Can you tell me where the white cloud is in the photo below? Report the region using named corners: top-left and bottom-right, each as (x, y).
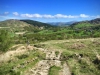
top-left (4, 12), bottom-right (9, 15)
top-left (2, 12), bottom-right (99, 19)
top-left (0, 12), bottom-right (9, 16)
top-left (67, 15), bottom-right (78, 18)
top-left (20, 14), bottom-right (42, 18)
top-left (53, 14), bottom-right (78, 18)
top-left (43, 15), bottom-right (54, 18)
top-left (20, 13), bottom-right (79, 18)
top-left (54, 14), bottom-right (66, 18)
top-left (80, 14), bottom-right (89, 18)
top-left (13, 12), bottom-right (19, 16)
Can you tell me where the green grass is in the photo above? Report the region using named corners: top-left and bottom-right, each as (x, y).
top-left (41, 38), bottom-right (100, 75)
top-left (0, 49), bottom-right (46, 75)
top-left (48, 66), bottom-right (61, 75)
top-left (53, 38), bottom-right (100, 75)
top-left (55, 51), bottom-right (59, 56)
top-left (74, 22), bottom-right (93, 28)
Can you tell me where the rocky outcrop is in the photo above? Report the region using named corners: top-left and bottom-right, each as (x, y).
top-left (25, 47), bottom-right (71, 75)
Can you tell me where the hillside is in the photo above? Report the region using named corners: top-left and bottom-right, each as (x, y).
top-left (0, 38), bottom-right (100, 75)
top-left (0, 18), bottom-right (100, 75)
top-left (0, 19), bottom-right (30, 27)
top-left (71, 18), bottom-right (100, 29)
top-left (0, 19), bottom-right (37, 32)
top-left (20, 20), bottom-right (55, 28)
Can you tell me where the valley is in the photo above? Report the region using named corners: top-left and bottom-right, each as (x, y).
top-left (0, 18), bottom-right (100, 75)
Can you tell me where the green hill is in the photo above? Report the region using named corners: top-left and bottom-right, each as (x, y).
top-left (71, 18), bottom-right (100, 29)
top-left (20, 19), bottom-right (55, 28)
top-left (0, 19), bottom-right (36, 32)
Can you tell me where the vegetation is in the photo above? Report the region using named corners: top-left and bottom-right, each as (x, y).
top-left (48, 66), bottom-right (61, 75)
top-left (0, 30), bottom-right (13, 52)
top-left (0, 18), bottom-right (100, 75)
top-left (0, 49), bottom-right (46, 75)
top-left (55, 39), bottom-right (100, 75)
top-left (20, 19), bottom-right (55, 28)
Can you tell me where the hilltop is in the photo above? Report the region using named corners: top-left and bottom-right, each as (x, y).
top-left (0, 19), bottom-right (55, 33)
top-left (0, 19), bottom-right (35, 32)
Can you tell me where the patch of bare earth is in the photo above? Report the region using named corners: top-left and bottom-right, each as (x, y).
top-left (25, 47), bottom-right (71, 75)
top-left (0, 45), bottom-right (34, 63)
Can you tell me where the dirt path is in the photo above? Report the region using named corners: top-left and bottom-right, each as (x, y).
top-left (63, 63), bottom-right (71, 75)
top-left (25, 47), bottom-right (71, 75)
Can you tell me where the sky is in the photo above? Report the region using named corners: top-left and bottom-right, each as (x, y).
top-left (0, 0), bottom-right (100, 22)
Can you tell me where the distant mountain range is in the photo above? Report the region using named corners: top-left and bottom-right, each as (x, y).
top-left (47, 21), bottom-right (77, 26)
top-left (0, 18), bottom-right (100, 31)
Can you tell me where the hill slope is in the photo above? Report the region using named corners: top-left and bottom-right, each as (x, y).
top-left (71, 18), bottom-right (100, 29)
top-left (20, 20), bottom-right (55, 28)
top-left (0, 19), bottom-right (35, 31)
top-left (0, 38), bottom-right (100, 75)
top-left (0, 19), bottom-right (31, 27)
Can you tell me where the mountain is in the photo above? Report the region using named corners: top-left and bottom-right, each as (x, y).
top-left (48, 21), bottom-right (77, 26)
top-left (89, 18), bottom-right (100, 24)
top-left (20, 19), bottom-right (55, 28)
top-left (0, 19), bottom-right (37, 32)
top-left (70, 18), bottom-right (100, 29)
top-left (0, 19), bottom-right (30, 27)
top-left (0, 19), bottom-right (56, 32)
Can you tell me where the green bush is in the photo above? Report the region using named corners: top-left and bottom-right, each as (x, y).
top-left (0, 30), bottom-right (13, 52)
top-left (16, 54), bottom-right (29, 59)
top-left (48, 66), bottom-right (61, 75)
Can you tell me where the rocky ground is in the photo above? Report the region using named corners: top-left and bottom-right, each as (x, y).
top-left (25, 46), bottom-right (71, 75)
top-left (1, 38), bottom-right (100, 75)
top-left (0, 44), bottom-right (71, 75)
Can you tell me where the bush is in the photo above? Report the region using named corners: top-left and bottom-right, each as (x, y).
top-left (16, 54), bottom-right (29, 59)
top-left (0, 30), bottom-right (13, 52)
top-left (48, 66), bottom-right (61, 75)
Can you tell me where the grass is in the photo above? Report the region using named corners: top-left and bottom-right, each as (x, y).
top-left (74, 22), bottom-right (93, 28)
top-left (0, 49), bottom-right (46, 75)
top-left (0, 38), bottom-right (100, 75)
top-left (55, 38), bottom-right (100, 75)
top-left (48, 66), bottom-right (61, 75)
top-left (40, 38), bottom-right (100, 75)
top-left (55, 51), bottom-right (59, 57)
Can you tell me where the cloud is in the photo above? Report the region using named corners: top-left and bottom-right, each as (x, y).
top-left (54, 14), bottom-right (66, 18)
top-left (20, 14), bottom-right (42, 18)
top-left (43, 15), bottom-right (54, 18)
top-left (13, 12), bottom-right (19, 16)
top-left (80, 14), bottom-right (89, 18)
top-left (20, 13), bottom-right (79, 18)
top-left (0, 12), bottom-right (9, 16)
top-left (1, 12), bottom-right (99, 19)
top-left (4, 12), bottom-right (9, 15)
